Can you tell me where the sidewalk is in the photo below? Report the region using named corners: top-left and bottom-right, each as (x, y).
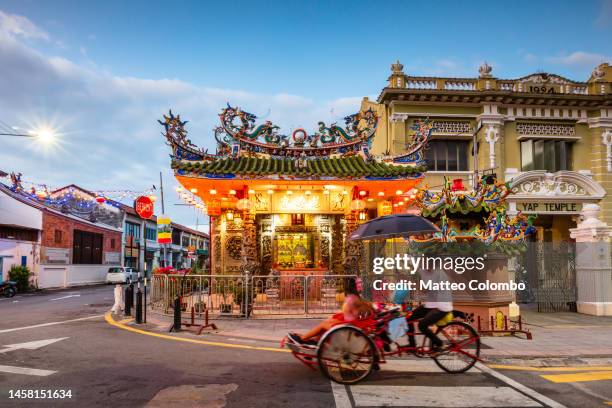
top-left (138, 308), bottom-right (612, 360)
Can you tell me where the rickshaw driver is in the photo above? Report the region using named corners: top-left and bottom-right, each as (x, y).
top-left (406, 267), bottom-right (453, 352)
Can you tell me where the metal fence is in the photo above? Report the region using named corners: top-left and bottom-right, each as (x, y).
top-left (515, 241), bottom-right (577, 312)
top-left (150, 274), bottom-right (358, 317)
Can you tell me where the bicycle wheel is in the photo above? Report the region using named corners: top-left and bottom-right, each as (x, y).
top-left (317, 325), bottom-right (377, 384)
top-left (431, 321), bottom-right (480, 373)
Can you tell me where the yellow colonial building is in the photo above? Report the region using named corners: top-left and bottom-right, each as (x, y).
top-left (365, 61), bottom-right (612, 242)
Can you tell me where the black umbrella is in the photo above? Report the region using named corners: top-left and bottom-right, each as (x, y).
top-left (348, 214), bottom-right (440, 241)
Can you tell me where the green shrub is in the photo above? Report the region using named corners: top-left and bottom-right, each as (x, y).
top-left (8, 265), bottom-right (30, 292)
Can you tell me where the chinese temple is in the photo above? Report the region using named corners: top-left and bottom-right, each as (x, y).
top-left (161, 105), bottom-right (431, 277)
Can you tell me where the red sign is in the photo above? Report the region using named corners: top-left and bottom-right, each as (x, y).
top-left (134, 196), bottom-right (154, 219)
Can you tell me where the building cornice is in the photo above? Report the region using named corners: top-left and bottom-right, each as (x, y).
top-left (379, 88), bottom-right (611, 107)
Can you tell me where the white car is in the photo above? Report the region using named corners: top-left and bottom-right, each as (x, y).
top-left (106, 267), bottom-right (133, 284)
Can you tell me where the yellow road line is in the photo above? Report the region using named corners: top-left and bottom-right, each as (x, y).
top-left (489, 364), bottom-right (612, 372)
top-left (603, 401), bottom-right (612, 406)
top-left (104, 312), bottom-right (290, 354)
top-left (541, 371), bottom-right (612, 383)
top-left (118, 318), bottom-right (134, 324)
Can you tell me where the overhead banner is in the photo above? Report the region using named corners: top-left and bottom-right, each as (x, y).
top-left (157, 215), bottom-right (171, 244)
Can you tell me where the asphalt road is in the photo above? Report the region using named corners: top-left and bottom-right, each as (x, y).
top-left (0, 285), bottom-right (610, 407)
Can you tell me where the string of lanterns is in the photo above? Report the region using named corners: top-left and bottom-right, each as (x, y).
top-left (1, 173), bottom-right (156, 209)
top-left (176, 186), bottom-right (207, 214)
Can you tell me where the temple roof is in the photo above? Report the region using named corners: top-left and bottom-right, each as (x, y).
top-left (172, 155), bottom-right (426, 179)
top-left (161, 105), bottom-right (432, 183)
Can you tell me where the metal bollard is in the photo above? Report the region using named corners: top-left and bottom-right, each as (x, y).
top-left (143, 278), bottom-right (147, 323)
top-left (135, 271), bottom-right (143, 324)
top-left (135, 289), bottom-right (143, 324)
top-left (124, 284), bottom-right (132, 316)
top-left (171, 297), bottom-right (181, 332)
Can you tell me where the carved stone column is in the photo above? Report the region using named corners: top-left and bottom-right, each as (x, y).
top-left (240, 212), bottom-right (259, 275)
top-left (484, 125), bottom-right (500, 169)
top-left (343, 211), bottom-right (363, 275)
top-left (331, 216), bottom-right (344, 275)
top-left (601, 129), bottom-right (612, 172)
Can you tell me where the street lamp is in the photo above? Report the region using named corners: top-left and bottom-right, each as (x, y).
top-left (0, 127), bottom-right (57, 144)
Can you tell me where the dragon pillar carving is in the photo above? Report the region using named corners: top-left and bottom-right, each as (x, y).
top-left (240, 212), bottom-right (260, 275)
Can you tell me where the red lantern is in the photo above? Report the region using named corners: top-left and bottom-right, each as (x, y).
top-left (95, 196), bottom-right (106, 204)
top-left (451, 179), bottom-right (466, 192)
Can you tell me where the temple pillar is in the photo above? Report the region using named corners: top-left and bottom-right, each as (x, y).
top-left (331, 215), bottom-right (344, 275)
top-left (570, 204), bottom-right (612, 315)
top-left (343, 211), bottom-right (363, 275)
top-left (240, 211), bottom-right (259, 275)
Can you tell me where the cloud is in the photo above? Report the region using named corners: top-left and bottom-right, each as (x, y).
top-left (548, 51), bottom-right (610, 69)
top-left (0, 10), bottom-right (48, 41)
top-left (0, 11), bottom-right (363, 226)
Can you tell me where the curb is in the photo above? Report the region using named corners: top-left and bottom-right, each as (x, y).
top-left (104, 312), bottom-right (290, 353)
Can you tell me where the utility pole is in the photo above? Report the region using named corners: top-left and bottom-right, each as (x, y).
top-left (159, 171), bottom-right (167, 267)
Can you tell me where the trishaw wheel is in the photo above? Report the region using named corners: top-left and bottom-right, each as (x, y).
top-left (317, 325), bottom-right (376, 384)
top-left (431, 321), bottom-right (480, 374)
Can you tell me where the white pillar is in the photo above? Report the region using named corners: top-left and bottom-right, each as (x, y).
top-left (569, 204), bottom-right (612, 316)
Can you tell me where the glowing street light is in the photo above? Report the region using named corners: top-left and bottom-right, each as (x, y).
top-left (1, 126), bottom-right (57, 144)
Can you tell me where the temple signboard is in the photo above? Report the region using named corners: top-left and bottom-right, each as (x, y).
top-left (250, 192), bottom-right (348, 214)
top-left (518, 202), bottom-right (582, 214)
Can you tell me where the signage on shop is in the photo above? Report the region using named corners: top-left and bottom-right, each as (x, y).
top-left (518, 202), bottom-right (582, 213)
top-left (134, 196), bottom-right (154, 219)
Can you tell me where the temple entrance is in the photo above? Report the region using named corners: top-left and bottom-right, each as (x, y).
top-left (256, 213), bottom-right (343, 274)
top-left (275, 231), bottom-right (315, 269)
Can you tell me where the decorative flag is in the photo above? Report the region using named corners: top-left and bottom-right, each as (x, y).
top-left (157, 215), bottom-right (172, 244)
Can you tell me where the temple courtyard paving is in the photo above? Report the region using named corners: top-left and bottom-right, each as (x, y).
top-left (0, 285), bottom-right (611, 407)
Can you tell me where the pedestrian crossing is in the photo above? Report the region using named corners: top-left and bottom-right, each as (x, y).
top-left (331, 359), bottom-right (562, 408)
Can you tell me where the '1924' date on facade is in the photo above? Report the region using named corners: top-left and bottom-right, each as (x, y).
top-left (528, 85), bottom-right (557, 94)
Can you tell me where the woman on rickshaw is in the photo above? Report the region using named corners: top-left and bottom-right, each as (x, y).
top-left (286, 278), bottom-right (373, 345)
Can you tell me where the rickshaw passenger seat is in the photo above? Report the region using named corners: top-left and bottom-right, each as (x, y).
top-left (435, 312), bottom-right (454, 326)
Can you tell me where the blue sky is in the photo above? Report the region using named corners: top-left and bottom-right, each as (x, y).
top-left (0, 0), bottom-right (610, 227)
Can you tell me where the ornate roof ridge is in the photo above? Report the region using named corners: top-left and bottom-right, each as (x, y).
top-left (160, 105), bottom-right (432, 168)
top-left (396, 72), bottom-right (589, 85)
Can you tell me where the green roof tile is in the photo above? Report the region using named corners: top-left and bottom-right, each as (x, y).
top-left (173, 156), bottom-right (426, 179)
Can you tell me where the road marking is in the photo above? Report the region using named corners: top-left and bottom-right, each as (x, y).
top-left (330, 382), bottom-right (352, 408)
top-left (227, 337), bottom-right (258, 344)
top-left (349, 385), bottom-right (542, 407)
top-left (118, 317), bottom-right (134, 324)
top-left (489, 364), bottom-right (612, 372)
top-left (541, 371), bottom-right (612, 383)
top-left (0, 337), bottom-right (68, 353)
top-left (477, 363), bottom-right (567, 408)
top-left (50, 294), bottom-right (81, 301)
top-left (0, 364), bottom-right (56, 376)
top-left (0, 314), bottom-right (103, 334)
top-left (385, 358), bottom-right (481, 373)
top-left (105, 312), bottom-right (290, 353)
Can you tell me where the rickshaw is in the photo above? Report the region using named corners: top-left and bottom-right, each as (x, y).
top-left (285, 303), bottom-right (481, 384)
top-left (284, 214), bottom-right (482, 384)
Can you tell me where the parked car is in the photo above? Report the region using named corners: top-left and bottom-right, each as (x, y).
top-left (105, 267), bottom-right (134, 284)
